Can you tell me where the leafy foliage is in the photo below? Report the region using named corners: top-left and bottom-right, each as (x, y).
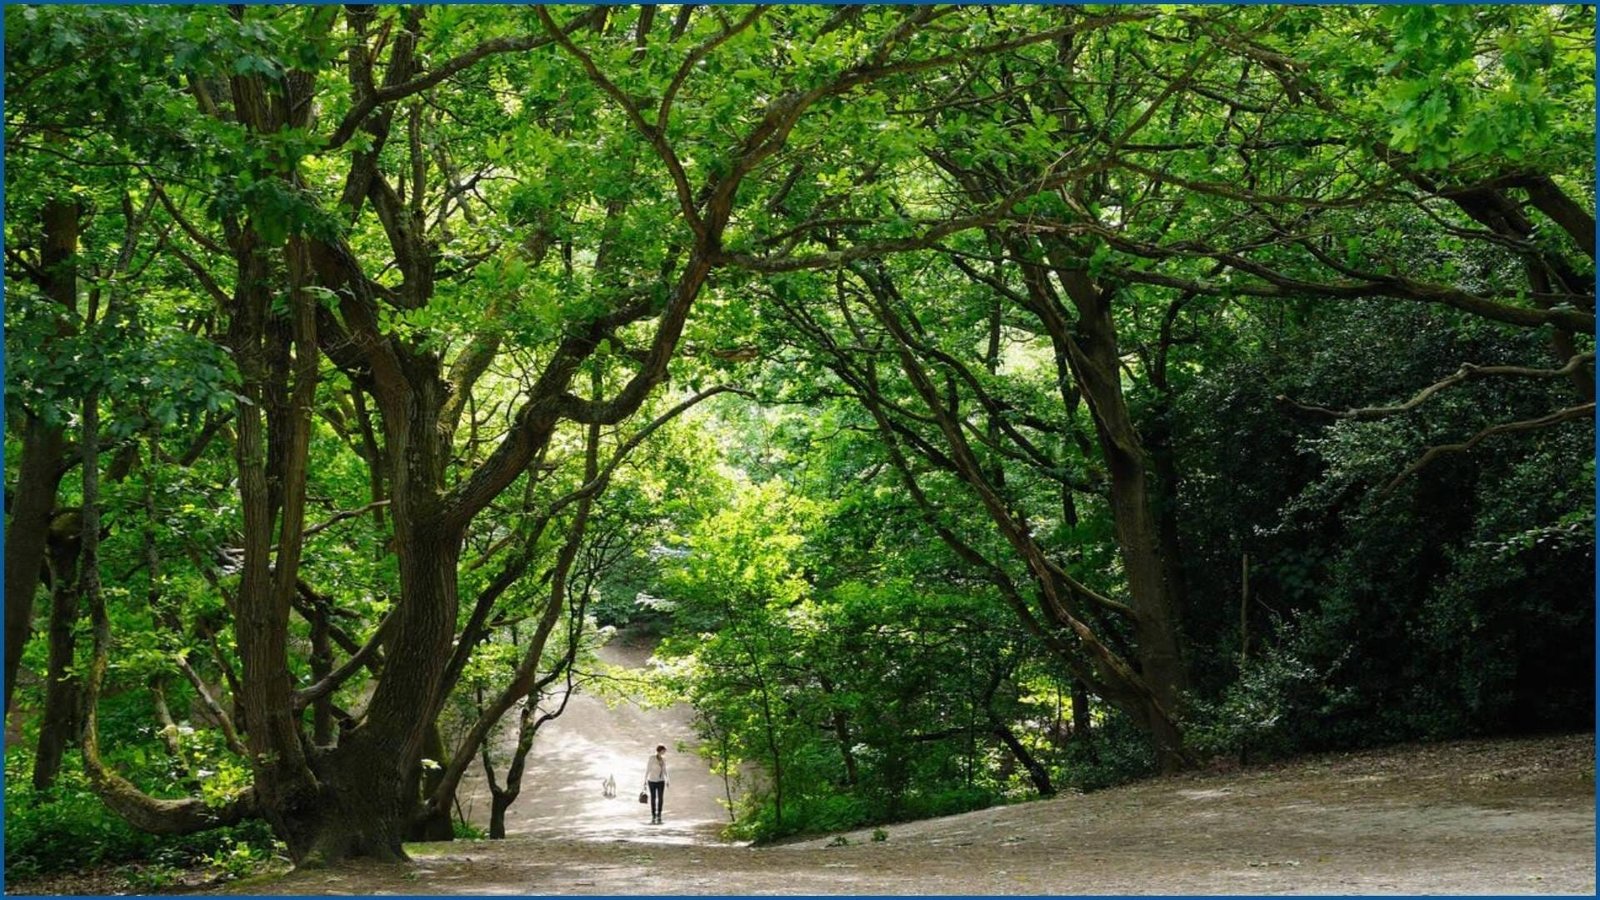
top-left (4, 749), bottom-right (278, 881)
top-left (2, 2), bottom-right (1590, 866)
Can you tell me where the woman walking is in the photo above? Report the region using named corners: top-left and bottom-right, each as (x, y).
top-left (644, 744), bottom-right (669, 824)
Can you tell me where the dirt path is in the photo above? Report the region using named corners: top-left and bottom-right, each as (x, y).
top-left (232, 732), bottom-right (1594, 895)
top-left (454, 628), bottom-right (734, 845)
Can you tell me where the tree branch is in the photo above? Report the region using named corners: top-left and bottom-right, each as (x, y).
top-left (293, 610), bottom-right (398, 711)
top-left (324, 9), bottom-right (603, 151)
top-left (1384, 403), bottom-right (1596, 493)
top-left (537, 6), bottom-right (705, 239)
top-left (1286, 353), bottom-right (1597, 420)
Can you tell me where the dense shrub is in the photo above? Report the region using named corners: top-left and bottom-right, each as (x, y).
top-left (1056, 715), bottom-right (1158, 792)
top-left (731, 785), bottom-right (1004, 844)
top-left (1172, 301), bottom-right (1595, 757)
top-left (4, 748), bottom-right (278, 880)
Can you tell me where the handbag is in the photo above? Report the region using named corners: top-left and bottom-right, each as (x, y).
top-left (638, 789), bottom-right (649, 804)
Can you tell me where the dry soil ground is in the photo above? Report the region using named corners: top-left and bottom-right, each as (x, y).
top-left (7, 631), bottom-right (1592, 895)
top-left (218, 731), bottom-right (1593, 896)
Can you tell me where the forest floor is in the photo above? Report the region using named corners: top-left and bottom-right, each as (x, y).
top-left (204, 731), bottom-right (1593, 896)
top-left (6, 628), bottom-right (1594, 895)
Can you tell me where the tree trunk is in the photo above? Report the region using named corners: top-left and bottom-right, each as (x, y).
top-left (226, 225), bottom-right (323, 858)
top-left (486, 705), bottom-right (538, 840)
top-left (294, 732), bottom-right (413, 864)
top-left (405, 724), bottom-right (454, 842)
top-left (488, 793), bottom-right (513, 840)
top-left (5, 197), bottom-right (79, 720)
top-left (1042, 259), bottom-right (1192, 772)
top-left (309, 600), bottom-right (333, 747)
top-left (817, 674), bottom-right (860, 787)
top-left (991, 719), bottom-right (1055, 797)
top-left (1144, 404), bottom-right (1192, 628)
top-left (6, 420), bottom-right (67, 722)
top-left (1071, 680), bottom-right (1093, 743)
top-left (855, 256), bottom-right (1192, 772)
top-left (309, 522), bottom-right (462, 862)
top-left (33, 522), bottom-right (82, 789)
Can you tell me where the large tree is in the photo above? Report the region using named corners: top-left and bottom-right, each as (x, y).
top-left (6, 4), bottom-right (1102, 865)
top-left (728, 5), bottom-right (1592, 769)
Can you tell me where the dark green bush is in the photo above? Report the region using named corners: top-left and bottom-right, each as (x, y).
top-left (733, 790), bottom-right (871, 842)
top-left (452, 818), bottom-right (486, 840)
top-left (1057, 716), bottom-right (1157, 792)
top-left (901, 785), bottom-right (995, 820)
top-left (734, 783), bottom-right (1006, 844)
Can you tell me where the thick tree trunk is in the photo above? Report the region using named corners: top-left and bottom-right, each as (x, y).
top-left (6, 420), bottom-right (67, 720)
top-left (297, 521), bottom-right (462, 863)
top-left (858, 255), bottom-right (1193, 771)
top-left (227, 228), bottom-right (323, 857)
top-left (1044, 262), bottom-right (1192, 772)
top-left (5, 198), bottom-right (79, 720)
top-left (294, 731), bottom-right (412, 864)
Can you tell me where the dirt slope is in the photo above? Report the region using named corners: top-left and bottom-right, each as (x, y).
top-left (232, 732), bottom-right (1595, 896)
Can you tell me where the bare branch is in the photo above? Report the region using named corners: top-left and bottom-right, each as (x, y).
top-left (302, 500), bottom-right (393, 540)
top-left (1286, 353), bottom-right (1597, 420)
top-left (1384, 403), bottom-right (1596, 493)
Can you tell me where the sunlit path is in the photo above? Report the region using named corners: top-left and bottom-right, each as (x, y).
top-left (458, 629), bottom-right (737, 847)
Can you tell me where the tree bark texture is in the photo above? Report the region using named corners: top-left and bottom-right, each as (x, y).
top-left (1034, 246), bottom-right (1194, 771)
top-left (5, 198), bottom-right (78, 720)
top-left (32, 521), bottom-right (82, 789)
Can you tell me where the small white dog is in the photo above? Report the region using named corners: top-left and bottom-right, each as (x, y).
top-left (601, 774), bottom-right (617, 798)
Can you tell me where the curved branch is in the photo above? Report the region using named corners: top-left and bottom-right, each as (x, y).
top-left (657, 6), bottom-right (768, 134)
top-left (427, 404), bottom-right (602, 817)
top-left (324, 9), bottom-right (602, 151)
top-left (293, 610), bottom-right (398, 711)
top-left (719, 160), bottom-right (1113, 274)
top-left (1383, 403), bottom-right (1596, 493)
top-left (1099, 247), bottom-right (1595, 334)
top-left (302, 500), bottom-right (393, 540)
top-left (174, 655), bottom-right (247, 757)
top-left (536, 6), bottom-right (704, 239)
top-left (1524, 175), bottom-right (1596, 260)
top-left (82, 391), bottom-right (258, 834)
top-left (1286, 353), bottom-right (1596, 420)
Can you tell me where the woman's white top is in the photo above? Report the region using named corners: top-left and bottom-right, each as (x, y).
top-left (645, 753), bottom-right (668, 783)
